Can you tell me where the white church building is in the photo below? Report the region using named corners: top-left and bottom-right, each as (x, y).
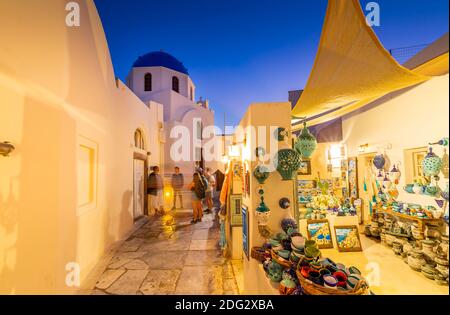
top-left (126, 51), bottom-right (216, 177)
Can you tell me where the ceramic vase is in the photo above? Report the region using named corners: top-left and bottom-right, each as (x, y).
top-left (422, 147), bottom-right (443, 177)
top-left (294, 121), bottom-right (317, 158)
top-left (274, 148), bottom-right (301, 180)
top-left (253, 164), bottom-right (270, 184)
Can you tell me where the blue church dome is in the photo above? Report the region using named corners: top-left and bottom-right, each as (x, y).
top-left (132, 51), bottom-right (189, 75)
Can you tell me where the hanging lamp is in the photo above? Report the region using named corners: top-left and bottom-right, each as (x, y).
top-left (294, 121), bottom-right (317, 159)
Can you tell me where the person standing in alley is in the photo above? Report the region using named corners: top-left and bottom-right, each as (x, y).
top-left (147, 166), bottom-right (164, 215)
top-left (188, 171), bottom-right (207, 223)
top-left (171, 166), bottom-right (184, 210)
top-left (204, 167), bottom-right (216, 214)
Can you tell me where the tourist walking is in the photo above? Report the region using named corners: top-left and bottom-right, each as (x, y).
top-left (204, 167), bottom-right (216, 214)
top-left (188, 171), bottom-right (207, 223)
top-left (171, 166), bottom-right (184, 210)
top-left (147, 166), bottom-right (164, 215)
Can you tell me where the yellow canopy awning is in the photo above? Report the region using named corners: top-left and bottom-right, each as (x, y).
top-left (302, 52), bottom-right (449, 127)
top-left (291, 0), bottom-right (431, 120)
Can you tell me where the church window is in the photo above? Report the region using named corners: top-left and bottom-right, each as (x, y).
top-left (172, 76), bottom-right (179, 93)
top-left (144, 73), bottom-right (152, 91)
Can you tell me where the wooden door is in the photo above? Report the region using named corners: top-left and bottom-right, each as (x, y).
top-left (133, 159), bottom-right (145, 220)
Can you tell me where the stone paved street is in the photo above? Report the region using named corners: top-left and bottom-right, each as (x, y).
top-left (91, 209), bottom-right (241, 295)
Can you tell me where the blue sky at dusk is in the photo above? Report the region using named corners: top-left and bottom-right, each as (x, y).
top-left (94, 0), bottom-right (449, 127)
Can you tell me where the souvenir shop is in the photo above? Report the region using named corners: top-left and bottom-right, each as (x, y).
top-left (218, 0), bottom-right (449, 295)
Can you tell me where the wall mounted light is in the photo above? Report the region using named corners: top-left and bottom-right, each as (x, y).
top-left (0, 141), bottom-right (15, 157)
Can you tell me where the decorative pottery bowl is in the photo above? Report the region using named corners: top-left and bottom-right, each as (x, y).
top-left (304, 246), bottom-right (320, 259)
top-left (317, 258), bottom-right (332, 268)
top-left (275, 232), bottom-right (289, 241)
top-left (269, 239), bottom-right (281, 247)
top-left (348, 266), bottom-right (361, 275)
top-left (268, 272), bottom-right (283, 283)
top-left (346, 275), bottom-right (360, 290)
top-left (319, 268), bottom-right (331, 278)
top-left (305, 240), bottom-right (317, 249)
top-left (289, 253), bottom-right (300, 264)
top-left (404, 184), bottom-right (414, 194)
top-left (421, 264), bottom-right (438, 280)
top-left (425, 185), bottom-right (439, 196)
top-left (323, 275), bottom-right (338, 289)
top-left (408, 250), bottom-right (426, 271)
top-left (281, 239), bottom-right (292, 251)
top-left (272, 245), bottom-right (284, 253)
top-left (279, 279), bottom-right (297, 295)
top-left (336, 263), bottom-right (347, 272)
top-left (333, 271), bottom-right (348, 288)
top-left (300, 266), bottom-right (311, 278)
top-left (434, 273), bottom-right (448, 286)
top-left (308, 270), bottom-right (322, 285)
top-left (392, 242), bottom-right (403, 255)
top-left (278, 250), bottom-right (291, 260)
top-left (291, 236), bottom-right (306, 250)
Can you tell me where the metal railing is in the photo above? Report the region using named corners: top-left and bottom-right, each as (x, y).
top-left (388, 43), bottom-right (429, 65)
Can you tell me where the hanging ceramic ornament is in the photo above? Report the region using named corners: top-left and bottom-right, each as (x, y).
top-left (422, 147), bottom-right (443, 178)
top-left (389, 164), bottom-right (401, 184)
top-left (294, 121), bottom-right (317, 158)
top-left (274, 149), bottom-right (301, 180)
top-left (256, 196), bottom-right (271, 226)
top-left (376, 170), bottom-right (384, 184)
top-left (253, 164), bottom-right (270, 184)
top-left (435, 199), bottom-right (445, 209)
top-left (383, 175), bottom-right (391, 189)
top-left (373, 154), bottom-right (386, 170)
top-left (255, 187), bottom-right (270, 225)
